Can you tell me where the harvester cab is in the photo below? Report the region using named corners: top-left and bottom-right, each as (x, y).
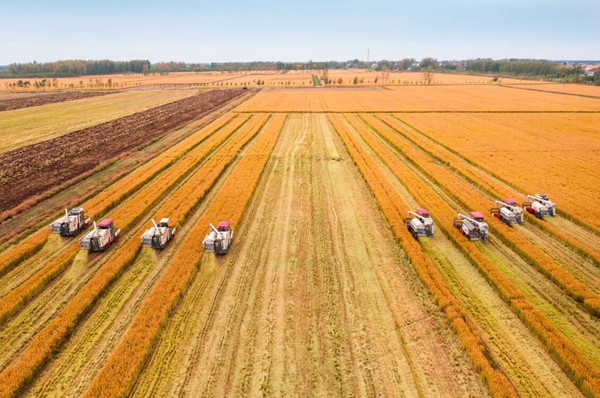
top-left (490, 199), bottom-right (523, 225)
top-left (453, 212), bottom-right (489, 241)
top-left (140, 218), bottom-right (176, 250)
top-left (80, 219), bottom-right (120, 251)
top-left (202, 221), bottom-right (234, 255)
top-left (523, 194), bottom-right (556, 219)
top-left (403, 208), bottom-right (435, 239)
top-left (49, 207), bottom-right (90, 236)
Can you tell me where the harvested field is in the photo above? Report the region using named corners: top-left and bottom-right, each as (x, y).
top-left (0, 90), bottom-right (196, 153)
top-left (504, 84), bottom-right (600, 99)
top-left (0, 91), bottom-right (116, 112)
top-left (0, 89), bottom-right (247, 214)
top-left (235, 85), bottom-right (600, 112)
top-left (0, 85), bottom-right (599, 398)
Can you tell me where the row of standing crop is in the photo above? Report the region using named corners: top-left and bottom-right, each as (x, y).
top-left (346, 114), bottom-right (600, 398)
top-left (360, 114), bottom-right (600, 317)
top-left (82, 114), bottom-right (287, 398)
top-left (0, 113), bottom-right (267, 398)
top-left (328, 114), bottom-right (518, 398)
top-left (377, 113), bottom-right (600, 266)
top-left (0, 114), bottom-right (250, 332)
top-left (0, 113), bottom-right (238, 276)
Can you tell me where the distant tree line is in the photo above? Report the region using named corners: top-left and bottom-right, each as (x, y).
top-left (1, 58), bottom-right (597, 84)
top-left (1, 60), bottom-right (151, 78)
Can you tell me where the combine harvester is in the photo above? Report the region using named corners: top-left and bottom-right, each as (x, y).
top-left (453, 212), bottom-right (489, 241)
top-left (80, 219), bottom-right (120, 251)
top-left (202, 221), bottom-right (234, 255)
top-left (404, 209), bottom-right (435, 239)
top-left (49, 207), bottom-right (90, 236)
top-left (140, 218), bottom-right (176, 249)
top-left (523, 194), bottom-right (556, 219)
top-left (490, 199), bottom-right (524, 225)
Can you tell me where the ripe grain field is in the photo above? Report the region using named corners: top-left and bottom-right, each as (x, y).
top-left (0, 85), bottom-right (599, 398)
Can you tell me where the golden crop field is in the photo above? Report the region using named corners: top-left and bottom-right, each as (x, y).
top-left (0, 83), bottom-right (599, 398)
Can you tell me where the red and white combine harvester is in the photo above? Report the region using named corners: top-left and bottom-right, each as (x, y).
top-left (79, 219), bottom-right (120, 251)
top-left (140, 218), bottom-right (176, 249)
top-left (453, 212), bottom-right (489, 241)
top-left (404, 209), bottom-right (435, 239)
top-left (202, 221), bottom-right (234, 254)
top-left (49, 208), bottom-right (90, 236)
top-left (490, 199), bottom-right (524, 225)
top-left (523, 194), bottom-right (556, 219)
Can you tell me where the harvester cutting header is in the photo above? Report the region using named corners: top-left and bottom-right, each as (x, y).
top-left (140, 218), bottom-right (176, 249)
top-left (404, 209), bottom-right (435, 239)
top-left (454, 212), bottom-right (489, 241)
top-left (491, 199), bottom-right (524, 225)
top-left (80, 219), bottom-right (120, 251)
top-left (49, 208), bottom-right (90, 236)
top-left (203, 221), bottom-right (234, 254)
top-left (523, 194), bottom-right (556, 218)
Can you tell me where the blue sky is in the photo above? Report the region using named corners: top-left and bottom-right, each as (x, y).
top-left (1, 0), bottom-right (598, 64)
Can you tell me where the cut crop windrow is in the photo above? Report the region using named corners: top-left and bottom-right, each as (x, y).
top-left (0, 114), bottom-right (250, 330)
top-left (345, 113), bottom-right (600, 398)
top-left (328, 114), bottom-right (518, 398)
top-left (0, 113), bottom-right (270, 398)
top-left (83, 114), bottom-right (286, 398)
top-left (360, 114), bottom-right (600, 317)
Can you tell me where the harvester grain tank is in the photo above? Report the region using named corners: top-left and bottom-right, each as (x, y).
top-left (453, 212), bottom-right (489, 241)
top-left (49, 207), bottom-right (90, 236)
top-left (523, 194), bottom-right (556, 218)
top-left (202, 221), bottom-right (234, 254)
top-left (403, 208), bottom-right (435, 238)
top-left (80, 219), bottom-right (120, 251)
top-left (490, 199), bottom-right (523, 225)
top-left (140, 218), bottom-right (176, 249)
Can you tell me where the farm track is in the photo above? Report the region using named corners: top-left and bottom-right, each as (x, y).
top-left (0, 89), bottom-right (246, 213)
top-left (340, 113), bottom-right (597, 396)
top-left (339, 114), bottom-right (583, 397)
top-left (0, 91), bottom-right (117, 112)
top-left (132, 114), bottom-right (488, 398)
top-left (26, 115), bottom-right (263, 397)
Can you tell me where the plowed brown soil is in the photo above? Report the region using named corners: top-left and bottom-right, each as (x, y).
top-left (0, 89), bottom-right (247, 213)
top-left (0, 91), bottom-right (116, 112)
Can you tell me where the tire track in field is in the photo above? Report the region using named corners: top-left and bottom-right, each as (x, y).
top-left (346, 114), bottom-right (586, 396)
top-left (27, 120), bottom-right (257, 397)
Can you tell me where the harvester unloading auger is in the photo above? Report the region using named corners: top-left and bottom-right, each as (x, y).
top-left (453, 212), bottom-right (489, 241)
top-left (202, 221), bottom-right (234, 254)
top-left (523, 194), bottom-right (556, 218)
top-left (79, 219), bottom-right (120, 251)
top-left (49, 207), bottom-right (90, 236)
top-left (140, 218), bottom-right (176, 249)
top-left (403, 208), bottom-right (435, 239)
top-left (490, 199), bottom-right (524, 225)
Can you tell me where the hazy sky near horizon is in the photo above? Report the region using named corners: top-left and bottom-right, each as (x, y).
top-left (1, 0), bottom-right (599, 64)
